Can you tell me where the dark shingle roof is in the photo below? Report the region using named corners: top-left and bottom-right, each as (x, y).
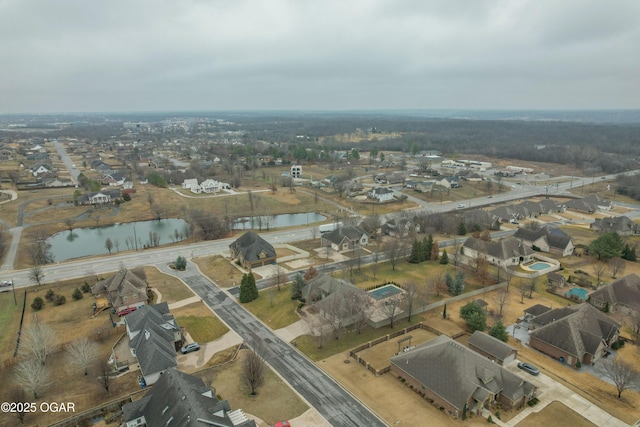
top-left (321, 225), bottom-right (367, 246)
top-left (229, 231), bottom-right (276, 263)
top-left (524, 304), bottom-right (552, 317)
top-left (390, 336), bottom-right (533, 412)
top-left (122, 368), bottom-right (256, 427)
top-left (529, 304), bottom-right (619, 360)
top-left (468, 331), bottom-right (516, 362)
top-left (463, 237), bottom-right (534, 260)
top-left (589, 274), bottom-right (640, 312)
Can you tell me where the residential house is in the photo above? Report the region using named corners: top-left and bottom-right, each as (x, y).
top-left (122, 368), bottom-right (256, 427)
top-left (435, 176), bottom-right (460, 189)
top-left (414, 180), bottom-right (435, 193)
top-left (564, 198), bottom-right (596, 214)
top-left (91, 268), bottom-right (149, 314)
top-left (321, 225), bottom-right (369, 253)
top-left (523, 304), bottom-right (552, 322)
top-left (591, 216), bottom-right (638, 236)
top-left (228, 231), bottom-right (277, 269)
top-left (200, 179), bottom-right (226, 193)
top-left (583, 194), bottom-right (612, 211)
top-left (390, 335), bottom-right (536, 419)
top-left (383, 217), bottom-right (420, 238)
top-left (462, 209), bottom-right (502, 231)
top-left (467, 331), bottom-right (518, 365)
top-left (589, 274), bottom-right (640, 315)
top-left (77, 189), bottom-right (121, 205)
top-left (102, 172), bottom-right (126, 186)
top-left (29, 163), bottom-right (53, 177)
top-left (490, 205), bottom-right (529, 223)
top-left (513, 226), bottom-right (575, 256)
top-left (528, 303), bottom-right (619, 366)
top-left (123, 303), bottom-right (182, 385)
top-left (182, 178), bottom-right (199, 191)
top-left (368, 187), bottom-right (395, 202)
top-left (462, 237), bottom-right (535, 267)
top-left (547, 272), bottom-right (567, 288)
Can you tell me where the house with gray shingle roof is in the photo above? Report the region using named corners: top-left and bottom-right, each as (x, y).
top-left (122, 303), bottom-right (183, 385)
top-left (123, 368), bottom-right (256, 427)
top-left (229, 231), bottom-right (277, 270)
top-left (589, 274), bottom-right (640, 314)
top-left (468, 331), bottom-right (518, 365)
top-left (528, 303), bottom-right (619, 366)
top-left (463, 237), bottom-right (534, 268)
top-left (91, 268), bottom-right (149, 313)
top-left (591, 216), bottom-right (638, 236)
top-left (514, 226), bottom-right (574, 256)
top-left (390, 335), bottom-right (536, 419)
top-left (321, 225), bottom-right (368, 253)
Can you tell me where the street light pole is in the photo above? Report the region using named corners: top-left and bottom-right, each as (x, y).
top-left (12, 278), bottom-right (16, 305)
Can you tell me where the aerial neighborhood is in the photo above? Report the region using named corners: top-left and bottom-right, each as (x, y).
top-left (1, 112), bottom-right (640, 427)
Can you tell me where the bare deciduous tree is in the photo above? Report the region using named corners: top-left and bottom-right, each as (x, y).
top-left (63, 217), bottom-right (75, 233)
top-left (98, 361), bottom-right (112, 394)
top-left (504, 267), bottom-right (515, 292)
top-left (243, 349), bottom-right (264, 396)
top-left (528, 275), bottom-right (538, 299)
top-left (13, 357), bottom-right (52, 399)
top-left (494, 288), bottom-right (510, 318)
top-left (66, 337), bottom-right (98, 375)
top-left (29, 265), bottom-right (44, 287)
top-left (592, 261), bottom-right (607, 284)
top-left (518, 282), bottom-right (528, 303)
top-left (608, 258), bottom-right (626, 279)
top-left (20, 319), bottom-right (57, 366)
top-left (383, 294), bottom-right (404, 329)
top-left (403, 281), bottom-right (424, 323)
top-left (384, 239), bottom-right (402, 271)
top-left (104, 238), bottom-right (113, 254)
top-left (598, 358), bottom-right (639, 399)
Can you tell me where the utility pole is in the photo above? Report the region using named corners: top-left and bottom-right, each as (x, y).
top-left (12, 278), bottom-right (16, 305)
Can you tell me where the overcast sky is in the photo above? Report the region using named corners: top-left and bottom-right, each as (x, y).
top-left (1, 0), bottom-right (638, 113)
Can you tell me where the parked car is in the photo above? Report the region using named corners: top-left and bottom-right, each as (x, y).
top-left (272, 422), bottom-right (290, 427)
top-left (181, 342), bottom-right (201, 354)
top-left (117, 307), bottom-right (137, 316)
top-left (0, 280), bottom-right (12, 287)
top-left (517, 362), bottom-right (540, 376)
top-left (457, 203), bottom-right (466, 209)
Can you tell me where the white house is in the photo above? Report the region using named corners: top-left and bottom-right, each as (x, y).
top-left (182, 178), bottom-right (199, 190)
top-left (368, 187), bottom-right (395, 202)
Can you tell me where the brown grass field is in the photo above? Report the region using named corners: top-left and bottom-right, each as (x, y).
top-left (515, 401), bottom-right (595, 427)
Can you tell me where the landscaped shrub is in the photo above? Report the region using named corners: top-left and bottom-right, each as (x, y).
top-left (31, 296), bottom-right (44, 311)
top-left (528, 397), bottom-right (539, 406)
top-left (45, 289), bottom-right (56, 302)
top-left (72, 288), bottom-right (83, 300)
top-left (122, 193), bottom-right (131, 202)
top-left (175, 256), bottom-right (187, 271)
top-left (575, 360), bottom-right (582, 369)
top-left (81, 282), bottom-right (91, 293)
top-left (54, 295), bottom-right (66, 306)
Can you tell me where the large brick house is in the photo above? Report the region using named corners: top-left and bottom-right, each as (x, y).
top-left (390, 335), bottom-right (536, 419)
top-left (588, 274), bottom-right (640, 314)
top-left (91, 268), bottom-right (149, 314)
top-left (513, 226), bottom-right (575, 256)
top-left (528, 303), bottom-right (619, 366)
top-left (462, 236), bottom-right (534, 267)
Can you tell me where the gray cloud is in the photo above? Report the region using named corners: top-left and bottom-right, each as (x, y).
top-left (0, 0), bottom-right (638, 112)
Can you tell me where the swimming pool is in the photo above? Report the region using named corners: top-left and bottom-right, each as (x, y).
top-left (368, 284), bottom-right (403, 301)
top-left (566, 287), bottom-right (588, 300)
top-left (528, 262), bottom-right (552, 271)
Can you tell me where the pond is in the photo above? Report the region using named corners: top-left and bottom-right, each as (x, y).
top-left (233, 212), bottom-right (327, 230)
top-left (47, 218), bottom-right (190, 262)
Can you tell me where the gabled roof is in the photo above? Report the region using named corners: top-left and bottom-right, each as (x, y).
top-left (583, 194), bottom-right (611, 207)
top-left (514, 226), bottom-right (573, 251)
top-left (229, 231), bottom-right (276, 263)
top-left (91, 268), bottom-right (148, 307)
top-left (524, 303), bottom-right (552, 317)
top-left (125, 302), bottom-right (171, 334)
top-left (322, 225), bottom-right (368, 246)
top-left (529, 304), bottom-right (620, 360)
top-left (468, 331), bottom-right (516, 362)
top-left (390, 336), bottom-right (534, 411)
top-left (592, 216), bottom-right (638, 234)
top-left (302, 274), bottom-right (354, 301)
top-left (122, 368), bottom-right (256, 427)
top-left (589, 274), bottom-right (640, 312)
top-left (463, 237), bottom-right (534, 261)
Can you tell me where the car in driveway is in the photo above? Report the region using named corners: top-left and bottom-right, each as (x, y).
top-left (181, 342), bottom-right (201, 354)
top-left (272, 422), bottom-right (290, 427)
top-left (517, 362), bottom-right (540, 376)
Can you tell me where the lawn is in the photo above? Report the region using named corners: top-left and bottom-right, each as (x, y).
top-left (0, 290), bottom-right (24, 362)
top-left (515, 401), bottom-right (595, 427)
top-left (144, 266), bottom-right (195, 303)
top-left (173, 302), bottom-right (229, 343)
top-left (194, 255), bottom-right (246, 288)
top-left (206, 348), bottom-right (309, 425)
top-left (242, 284), bottom-right (300, 330)
top-left (296, 315), bottom-right (426, 361)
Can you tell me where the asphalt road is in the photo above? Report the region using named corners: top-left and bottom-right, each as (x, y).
top-left (180, 271), bottom-right (388, 427)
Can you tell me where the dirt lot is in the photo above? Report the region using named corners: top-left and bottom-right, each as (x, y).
top-left (356, 329), bottom-right (438, 371)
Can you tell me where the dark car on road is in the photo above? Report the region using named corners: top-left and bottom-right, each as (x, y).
top-left (181, 342), bottom-right (200, 354)
top-left (517, 362), bottom-right (540, 376)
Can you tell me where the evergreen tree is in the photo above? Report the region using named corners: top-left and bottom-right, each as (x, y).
top-left (439, 249), bottom-right (449, 265)
top-left (247, 272), bottom-right (258, 301)
top-left (458, 221), bottom-right (467, 236)
top-left (425, 234), bottom-right (434, 261)
top-left (409, 239), bottom-right (421, 263)
top-left (460, 301), bottom-right (486, 332)
top-left (445, 271), bottom-right (454, 294)
top-left (290, 273), bottom-right (305, 300)
top-left (431, 240), bottom-right (440, 261)
top-left (239, 274), bottom-right (252, 303)
top-left (442, 303), bottom-right (447, 319)
top-left (453, 271), bottom-right (465, 295)
top-left (488, 320), bottom-right (509, 342)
